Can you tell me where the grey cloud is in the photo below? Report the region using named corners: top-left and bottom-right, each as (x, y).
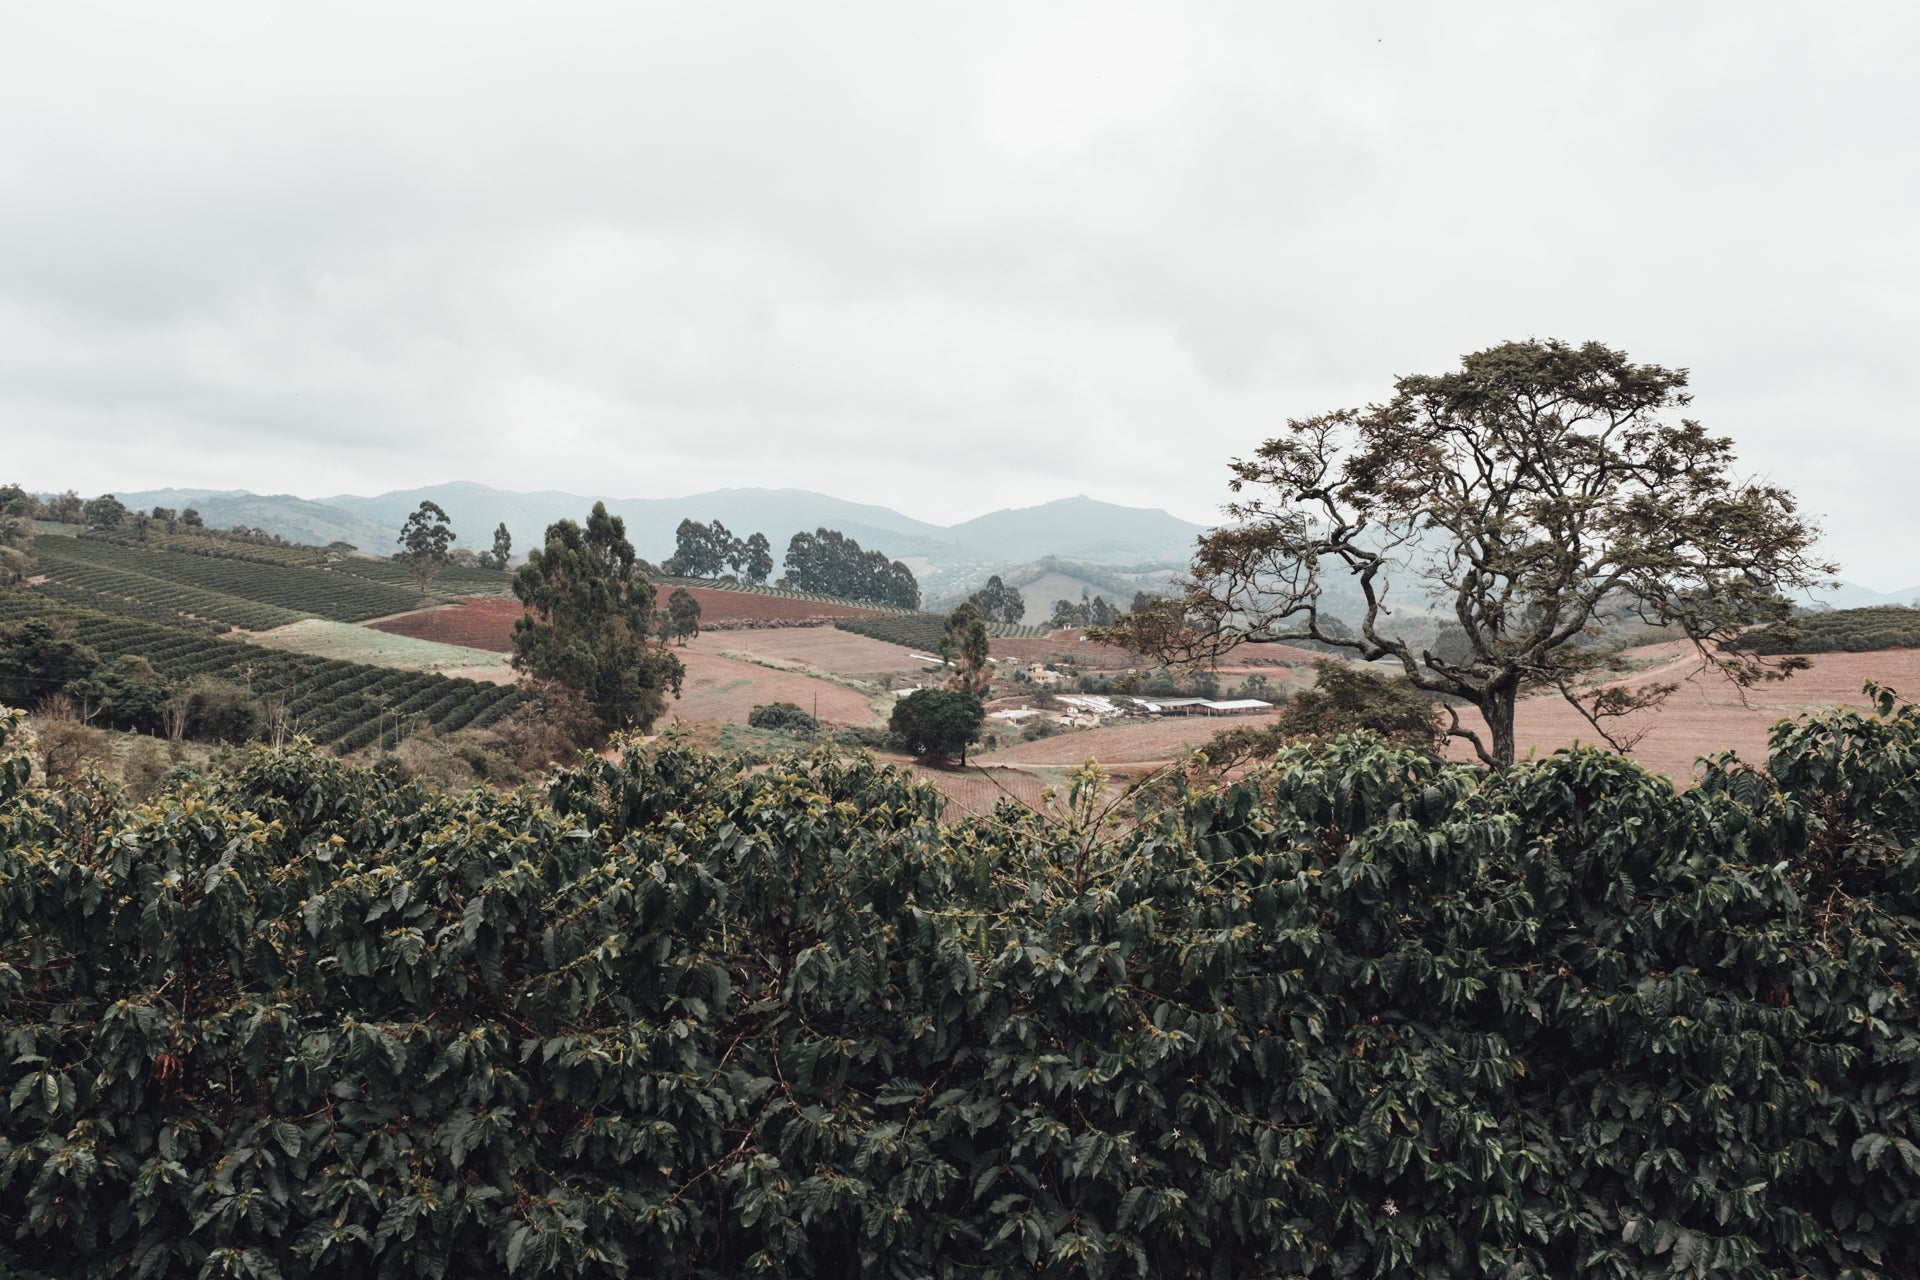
top-left (2, 1), bottom-right (1916, 586)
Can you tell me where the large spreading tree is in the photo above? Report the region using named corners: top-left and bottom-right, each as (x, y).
top-left (1104, 339), bottom-right (1832, 766)
top-left (511, 502), bottom-right (684, 732)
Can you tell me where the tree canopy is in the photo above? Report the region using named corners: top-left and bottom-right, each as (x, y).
top-left (781, 528), bottom-right (919, 608)
top-left (510, 502), bottom-right (684, 732)
top-left (889, 686), bottom-right (983, 764)
top-left (664, 586), bottom-right (701, 645)
top-left (1103, 339), bottom-right (1832, 766)
top-left (485, 521), bottom-right (512, 570)
top-left (967, 574), bottom-right (1025, 624)
top-left (80, 494), bottom-right (127, 529)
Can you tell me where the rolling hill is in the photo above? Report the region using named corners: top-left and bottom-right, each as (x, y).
top-left (112, 483), bottom-right (1212, 577)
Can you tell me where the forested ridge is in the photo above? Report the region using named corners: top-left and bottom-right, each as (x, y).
top-left (2, 692), bottom-right (1918, 1278)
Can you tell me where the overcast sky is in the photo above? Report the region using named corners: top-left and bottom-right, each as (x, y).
top-left (3, 2), bottom-right (1916, 587)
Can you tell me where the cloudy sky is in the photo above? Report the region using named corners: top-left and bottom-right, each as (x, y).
top-left (3, 2), bottom-right (1916, 587)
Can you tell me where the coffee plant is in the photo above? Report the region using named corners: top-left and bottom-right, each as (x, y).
top-left (1, 690), bottom-right (1917, 1278)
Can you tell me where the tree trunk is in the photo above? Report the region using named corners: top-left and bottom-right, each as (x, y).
top-left (1484, 679), bottom-right (1519, 768)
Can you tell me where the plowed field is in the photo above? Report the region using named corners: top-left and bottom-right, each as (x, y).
top-left (987, 632), bottom-right (1137, 668)
top-left (1444, 643), bottom-right (1920, 781)
top-left (368, 598), bottom-right (526, 652)
top-left (370, 589), bottom-right (889, 653)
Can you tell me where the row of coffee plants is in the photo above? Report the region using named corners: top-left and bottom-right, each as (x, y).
top-left (29, 540), bottom-right (309, 631)
top-left (1738, 605), bottom-right (1920, 655)
top-left (28, 580), bottom-right (229, 634)
top-left (656, 574), bottom-right (907, 611)
top-left (84, 525), bottom-right (517, 596)
top-left (3, 688), bottom-right (1915, 1277)
top-left (835, 611), bottom-right (1048, 651)
top-left (0, 594), bottom-right (522, 752)
top-left (35, 535), bottom-right (425, 624)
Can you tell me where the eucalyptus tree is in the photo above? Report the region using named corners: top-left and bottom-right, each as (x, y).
top-left (512, 502), bottom-right (683, 731)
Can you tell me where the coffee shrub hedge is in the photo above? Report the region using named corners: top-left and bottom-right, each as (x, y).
top-left (1, 687), bottom-right (1917, 1278)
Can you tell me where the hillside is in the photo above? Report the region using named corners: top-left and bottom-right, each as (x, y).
top-left (113, 482), bottom-right (1211, 577)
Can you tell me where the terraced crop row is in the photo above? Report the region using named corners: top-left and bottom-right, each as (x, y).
top-left (28, 543), bottom-right (309, 630)
top-left (27, 581), bottom-right (230, 634)
top-left (0, 593), bottom-right (524, 751)
top-left (87, 527), bottom-right (519, 597)
top-left (36, 536), bottom-right (423, 623)
top-left (329, 557), bottom-right (517, 596)
top-left (832, 612), bottom-right (1047, 649)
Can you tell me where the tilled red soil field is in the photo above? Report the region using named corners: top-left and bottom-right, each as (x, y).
top-left (370, 589), bottom-right (890, 653)
top-left (988, 632), bottom-right (1138, 668)
top-left (673, 588), bottom-right (888, 626)
top-left (1443, 643), bottom-right (1920, 781)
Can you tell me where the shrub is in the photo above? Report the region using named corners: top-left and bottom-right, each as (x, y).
top-left (181, 676), bottom-right (262, 744)
top-left (5, 698), bottom-right (1920, 1276)
top-left (747, 701), bottom-right (820, 735)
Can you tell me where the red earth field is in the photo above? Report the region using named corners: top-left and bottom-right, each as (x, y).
top-left (1444, 642), bottom-right (1920, 781)
top-left (682, 626), bottom-right (927, 677)
top-left (370, 590), bottom-right (889, 653)
top-left (368, 598), bottom-right (524, 652)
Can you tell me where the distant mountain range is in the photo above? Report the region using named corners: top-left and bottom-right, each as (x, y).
top-left (99, 481), bottom-right (1920, 610)
top-left (109, 483), bottom-right (1210, 578)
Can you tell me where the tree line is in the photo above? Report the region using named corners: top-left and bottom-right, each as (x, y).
top-left (671, 518), bottom-right (921, 609)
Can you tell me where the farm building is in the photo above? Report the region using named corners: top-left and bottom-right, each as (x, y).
top-left (1136, 697), bottom-right (1274, 717)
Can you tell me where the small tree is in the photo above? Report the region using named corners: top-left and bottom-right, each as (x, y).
top-left (666, 587), bottom-right (702, 645)
top-left (742, 532), bottom-right (774, 585)
top-left (490, 522), bottom-right (512, 570)
top-left (1103, 339), bottom-right (1833, 766)
top-left (748, 701), bottom-right (819, 735)
top-left (180, 508), bottom-right (204, 527)
top-left (397, 501), bottom-right (455, 604)
top-left (890, 688), bottom-right (984, 765)
top-left (81, 494), bottom-right (127, 529)
top-left (939, 602), bottom-right (991, 694)
top-left (968, 575), bottom-right (1026, 625)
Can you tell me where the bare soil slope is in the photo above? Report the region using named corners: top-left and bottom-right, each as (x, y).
top-left (1444, 642), bottom-right (1920, 779)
